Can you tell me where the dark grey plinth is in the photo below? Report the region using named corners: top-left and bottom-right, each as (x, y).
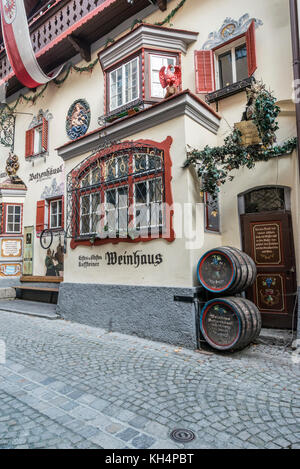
top-left (57, 283), bottom-right (199, 349)
top-left (298, 287), bottom-right (300, 340)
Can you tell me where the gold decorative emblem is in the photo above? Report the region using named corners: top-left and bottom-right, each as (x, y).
top-left (221, 23), bottom-right (236, 38)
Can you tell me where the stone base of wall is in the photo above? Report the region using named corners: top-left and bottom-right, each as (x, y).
top-left (298, 287), bottom-right (300, 340)
top-left (0, 278), bottom-right (21, 288)
top-left (57, 283), bottom-right (201, 349)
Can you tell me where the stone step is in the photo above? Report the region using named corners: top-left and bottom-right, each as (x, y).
top-left (0, 287), bottom-right (16, 300)
top-left (0, 299), bottom-right (60, 320)
top-left (254, 328), bottom-right (295, 347)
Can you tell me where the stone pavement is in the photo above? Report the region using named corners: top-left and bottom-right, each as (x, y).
top-left (0, 310), bottom-right (299, 449)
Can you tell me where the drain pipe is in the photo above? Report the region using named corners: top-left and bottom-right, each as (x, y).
top-left (290, 0), bottom-right (300, 177)
top-left (290, 0), bottom-right (300, 341)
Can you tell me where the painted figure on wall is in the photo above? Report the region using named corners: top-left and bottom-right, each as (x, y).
top-left (45, 243), bottom-right (64, 276)
top-left (45, 249), bottom-right (56, 276)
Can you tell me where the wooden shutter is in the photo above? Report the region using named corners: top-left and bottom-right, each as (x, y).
top-left (246, 20), bottom-right (257, 76)
top-left (25, 129), bottom-right (34, 158)
top-left (42, 118), bottom-right (48, 152)
top-left (36, 200), bottom-right (45, 233)
top-left (195, 50), bottom-right (215, 93)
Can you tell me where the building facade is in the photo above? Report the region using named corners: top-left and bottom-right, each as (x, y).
top-left (0, 0), bottom-right (299, 348)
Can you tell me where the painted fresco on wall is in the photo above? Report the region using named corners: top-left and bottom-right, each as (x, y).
top-left (0, 263), bottom-right (21, 277)
top-left (40, 177), bottom-right (64, 200)
top-left (45, 242), bottom-right (64, 277)
top-left (66, 99), bottom-right (91, 140)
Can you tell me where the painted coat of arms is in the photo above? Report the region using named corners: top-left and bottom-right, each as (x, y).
top-left (3, 0), bottom-right (17, 24)
top-left (66, 99), bottom-right (91, 141)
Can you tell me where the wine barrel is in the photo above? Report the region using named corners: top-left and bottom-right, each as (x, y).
top-left (200, 297), bottom-right (262, 351)
top-left (197, 246), bottom-right (257, 294)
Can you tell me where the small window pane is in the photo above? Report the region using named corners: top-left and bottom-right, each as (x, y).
top-left (219, 51), bottom-right (233, 88)
top-left (135, 182), bottom-right (147, 204)
top-left (236, 44), bottom-right (248, 82)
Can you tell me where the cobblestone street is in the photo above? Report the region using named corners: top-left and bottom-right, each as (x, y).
top-left (0, 310), bottom-right (299, 449)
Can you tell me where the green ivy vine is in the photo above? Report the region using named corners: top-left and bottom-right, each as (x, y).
top-left (184, 81), bottom-right (297, 199)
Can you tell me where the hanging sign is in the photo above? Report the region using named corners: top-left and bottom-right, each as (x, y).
top-left (0, 0), bottom-right (64, 89)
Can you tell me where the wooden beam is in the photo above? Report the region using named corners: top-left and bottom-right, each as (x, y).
top-left (20, 275), bottom-right (63, 283)
top-left (157, 0), bottom-right (167, 11)
top-left (67, 35), bottom-right (91, 63)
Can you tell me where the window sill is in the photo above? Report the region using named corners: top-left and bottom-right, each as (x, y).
top-left (99, 99), bottom-right (145, 126)
top-left (206, 76), bottom-right (255, 104)
top-left (71, 229), bottom-right (174, 248)
top-left (26, 150), bottom-right (47, 161)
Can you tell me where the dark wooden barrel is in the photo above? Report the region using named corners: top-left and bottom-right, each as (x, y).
top-left (200, 297), bottom-right (262, 351)
top-left (197, 246), bottom-right (257, 294)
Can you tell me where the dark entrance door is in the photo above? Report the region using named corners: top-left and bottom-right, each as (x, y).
top-left (241, 211), bottom-right (297, 330)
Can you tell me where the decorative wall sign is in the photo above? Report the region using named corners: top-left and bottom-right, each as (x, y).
top-left (202, 14), bottom-right (263, 50)
top-left (0, 112), bottom-right (15, 148)
top-left (78, 251), bottom-right (164, 269)
top-left (29, 165), bottom-right (64, 184)
top-left (255, 274), bottom-right (285, 313)
top-left (0, 238), bottom-right (22, 259)
top-left (0, 263), bottom-right (21, 277)
top-left (66, 99), bottom-right (90, 140)
top-left (252, 222), bottom-right (282, 265)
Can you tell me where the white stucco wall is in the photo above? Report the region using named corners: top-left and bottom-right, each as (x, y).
top-left (0, 0), bottom-right (298, 287)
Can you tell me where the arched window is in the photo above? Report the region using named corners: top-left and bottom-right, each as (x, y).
top-left (66, 138), bottom-right (174, 248)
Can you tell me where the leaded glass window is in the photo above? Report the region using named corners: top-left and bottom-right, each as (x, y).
top-left (69, 147), bottom-right (165, 239)
top-left (244, 188), bottom-right (285, 213)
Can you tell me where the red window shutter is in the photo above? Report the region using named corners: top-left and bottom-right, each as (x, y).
top-left (25, 129), bottom-right (34, 158)
top-left (42, 118), bottom-right (48, 152)
top-left (195, 50), bottom-right (215, 93)
top-left (246, 20), bottom-right (257, 76)
top-left (36, 200), bottom-right (45, 233)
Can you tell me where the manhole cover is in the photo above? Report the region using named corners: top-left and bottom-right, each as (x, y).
top-left (170, 429), bottom-right (195, 443)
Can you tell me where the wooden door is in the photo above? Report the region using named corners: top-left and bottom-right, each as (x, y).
top-left (241, 212), bottom-right (297, 330)
top-left (23, 226), bottom-right (34, 276)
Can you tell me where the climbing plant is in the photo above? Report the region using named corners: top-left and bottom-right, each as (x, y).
top-left (184, 81), bottom-right (297, 199)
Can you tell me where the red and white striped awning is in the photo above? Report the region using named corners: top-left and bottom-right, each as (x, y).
top-left (0, 0), bottom-right (63, 88)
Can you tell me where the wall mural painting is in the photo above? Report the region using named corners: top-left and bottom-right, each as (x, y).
top-left (202, 13), bottom-right (263, 50)
top-left (40, 177), bottom-right (64, 200)
top-left (66, 99), bottom-right (91, 140)
top-left (45, 242), bottom-right (64, 277)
